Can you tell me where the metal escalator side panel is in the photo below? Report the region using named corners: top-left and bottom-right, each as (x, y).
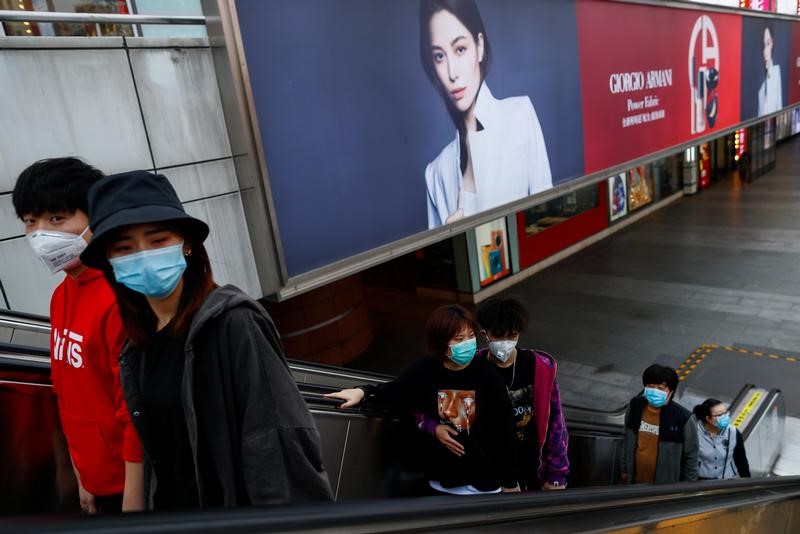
top-left (732, 386), bottom-right (769, 439)
top-left (730, 387), bottom-right (785, 478)
top-left (3, 477), bottom-right (800, 532)
top-left (750, 389), bottom-right (784, 477)
top-left (0, 363), bottom-right (77, 515)
top-left (0, 310), bottom-right (51, 350)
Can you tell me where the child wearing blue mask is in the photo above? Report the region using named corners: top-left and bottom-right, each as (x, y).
top-left (619, 364), bottom-right (698, 484)
top-left (326, 304), bottom-right (519, 495)
top-left (693, 399), bottom-right (750, 480)
top-left (80, 170), bottom-right (332, 510)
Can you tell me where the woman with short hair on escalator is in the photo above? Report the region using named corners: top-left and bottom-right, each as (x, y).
top-left (693, 399), bottom-right (750, 480)
top-left (325, 304), bottom-right (519, 495)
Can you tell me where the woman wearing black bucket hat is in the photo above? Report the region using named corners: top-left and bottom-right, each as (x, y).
top-left (81, 170), bottom-right (333, 510)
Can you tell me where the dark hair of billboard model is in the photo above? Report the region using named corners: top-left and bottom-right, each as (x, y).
top-left (419, 0), bottom-right (492, 175)
top-left (763, 23), bottom-right (774, 72)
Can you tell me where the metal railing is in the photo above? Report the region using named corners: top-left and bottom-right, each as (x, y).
top-left (0, 10), bottom-right (205, 26)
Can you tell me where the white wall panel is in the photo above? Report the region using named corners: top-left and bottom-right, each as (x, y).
top-left (183, 193), bottom-right (260, 298)
top-left (159, 158), bottom-right (238, 203)
top-left (130, 47), bottom-right (231, 168)
top-left (0, 49), bottom-right (152, 191)
top-left (0, 195), bottom-right (20, 241)
top-left (0, 237), bottom-right (63, 315)
top-left (0, 38), bottom-right (266, 316)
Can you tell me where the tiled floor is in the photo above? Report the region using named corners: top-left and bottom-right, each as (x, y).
top-left (351, 136), bottom-right (800, 413)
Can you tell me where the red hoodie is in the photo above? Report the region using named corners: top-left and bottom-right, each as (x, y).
top-left (50, 268), bottom-right (142, 496)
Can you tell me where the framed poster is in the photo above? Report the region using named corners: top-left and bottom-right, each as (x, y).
top-left (608, 173), bottom-right (628, 222)
top-left (628, 166), bottom-right (654, 211)
top-left (473, 218), bottom-right (511, 287)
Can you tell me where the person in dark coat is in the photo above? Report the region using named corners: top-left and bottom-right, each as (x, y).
top-left (80, 170), bottom-right (333, 510)
top-left (619, 365), bottom-right (698, 484)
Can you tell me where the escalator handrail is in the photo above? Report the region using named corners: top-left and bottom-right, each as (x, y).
top-left (0, 309), bottom-right (51, 334)
top-left (0, 308), bottom-right (49, 323)
top-left (3, 476), bottom-right (800, 532)
top-left (728, 383), bottom-right (756, 417)
top-left (740, 388), bottom-right (783, 442)
top-left (1, 340), bottom-right (627, 427)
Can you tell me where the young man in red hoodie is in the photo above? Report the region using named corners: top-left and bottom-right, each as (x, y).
top-left (13, 158), bottom-right (143, 514)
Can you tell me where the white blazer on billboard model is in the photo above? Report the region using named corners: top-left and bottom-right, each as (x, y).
top-left (425, 83), bottom-right (553, 229)
top-left (758, 63), bottom-right (782, 116)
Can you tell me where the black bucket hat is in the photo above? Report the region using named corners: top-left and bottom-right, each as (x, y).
top-left (81, 170), bottom-right (209, 269)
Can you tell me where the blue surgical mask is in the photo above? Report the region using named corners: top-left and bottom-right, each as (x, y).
top-left (643, 387), bottom-right (669, 408)
top-left (109, 242), bottom-right (187, 299)
top-left (716, 413), bottom-right (730, 431)
top-left (449, 337), bottom-right (477, 366)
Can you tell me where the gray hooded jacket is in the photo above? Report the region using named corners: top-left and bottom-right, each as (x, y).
top-left (119, 285), bottom-right (333, 508)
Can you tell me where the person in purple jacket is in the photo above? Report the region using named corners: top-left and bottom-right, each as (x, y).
top-left (476, 297), bottom-right (569, 491)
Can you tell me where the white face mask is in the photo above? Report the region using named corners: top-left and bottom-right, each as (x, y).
top-left (26, 227), bottom-right (89, 274)
top-left (488, 339), bottom-right (518, 363)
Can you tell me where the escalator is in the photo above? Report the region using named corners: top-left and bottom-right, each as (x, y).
top-left (2, 309), bottom-right (799, 531)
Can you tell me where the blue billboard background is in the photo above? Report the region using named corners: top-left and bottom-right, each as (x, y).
top-left (236, 0), bottom-right (584, 277)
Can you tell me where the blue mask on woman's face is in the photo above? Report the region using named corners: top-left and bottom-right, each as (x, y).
top-left (716, 413), bottom-right (731, 431)
top-left (643, 387), bottom-right (669, 408)
top-left (448, 337), bottom-right (477, 366)
top-left (109, 242), bottom-right (187, 299)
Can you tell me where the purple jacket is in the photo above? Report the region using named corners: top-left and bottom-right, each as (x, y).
top-left (417, 348), bottom-right (570, 487)
top-left (523, 349), bottom-right (570, 487)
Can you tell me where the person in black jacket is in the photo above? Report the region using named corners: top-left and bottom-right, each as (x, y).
top-left (326, 304), bottom-right (520, 495)
top-left (694, 399), bottom-right (750, 480)
top-left (619, 365), bottom-right (699, 484)
top-left (80, 170), bottom-right (333, 510)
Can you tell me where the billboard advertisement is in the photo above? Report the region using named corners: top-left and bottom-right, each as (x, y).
top-left (741, 17), bottom-right (792, 119)
top-left (577, 1), bottom-right (742, 173)
top-left (229, 0), bottom-right (800, 287)
top-left (791, 20), bottom-right (800, 105)
top-left (235, 0), bottom-right (583, 277)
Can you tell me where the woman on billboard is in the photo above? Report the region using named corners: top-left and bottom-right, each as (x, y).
top-left (421, 0), bottom-right (552, 229)
top-left (758, 23), bottom-right (782, 117)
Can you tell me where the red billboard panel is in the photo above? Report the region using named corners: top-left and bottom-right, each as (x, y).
top-left (577, 0), bottom-right (742, 173)
top-left (790, 22), bottom-right (800, 105)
